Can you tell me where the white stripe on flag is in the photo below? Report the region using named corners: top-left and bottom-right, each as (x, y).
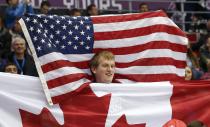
top-left (39, 49), bottom-right (186, 66)
top-left (94, 33), bottom-right (188, 48)
top-left (49, 78), bottom-right (90, 97)
top-left (39, 53), bottom-right (93, 65)
top-left (116, 66), bottom-right (185, 76)
top-left (45, 65), bottom-right (184, 81)
top-left (93, 17), bottom-right (178, 32)
top-left (115, 49), bottom-right (186, 62)
top-left (45, 67), bottom-right (91, 81)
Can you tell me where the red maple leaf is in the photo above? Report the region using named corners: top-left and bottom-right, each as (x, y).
top-left (20, 85), bottom-right (111, 127)
top-left (20, 108), bottom-right (61, 127)
top-left (20, 85), bottom-right (147, 127)
top-left (112, 115), bottom-right (146, 127)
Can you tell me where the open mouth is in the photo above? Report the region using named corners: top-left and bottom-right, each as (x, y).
top-left (106, 73), bottom-right (113, 76)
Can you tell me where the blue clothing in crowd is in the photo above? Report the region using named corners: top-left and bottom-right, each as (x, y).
top-left (5, 2), bottom-right (34, 28)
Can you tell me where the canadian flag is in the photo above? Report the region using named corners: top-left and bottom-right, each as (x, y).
top-left (0, 72), bottom-right (209, 127)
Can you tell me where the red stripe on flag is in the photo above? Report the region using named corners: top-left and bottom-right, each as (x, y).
top-left (42, 57), bottom-right (185, 74)
top-left (116, 58), bottom-right (186, 68)
top-left (94, 25), bottom-right (186, 41)
top-left (47, 73), bottom-right (92, 89)
top-left (92, 11), bottom-right (167, 24)
top-left (21, 11), bottom-right (188, 105)
top-left (42, 60), bottom-right (88, 73)
top-left (93, 41), bottom-right (187, 54)
top-left (114, 74), bottom-right (184, 82)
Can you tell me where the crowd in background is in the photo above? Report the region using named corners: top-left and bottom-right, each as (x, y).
top-left (0, 0), bottom-right (98, 76)
top-left (0, 0), bottom-right (210, 82)
top-left (0, 1), bottom-right (209, 126)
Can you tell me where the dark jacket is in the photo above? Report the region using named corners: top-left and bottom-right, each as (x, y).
top-left (6, 52), bottom-right (38, 77)
top-left (0, 27), bottom-right (12, 58)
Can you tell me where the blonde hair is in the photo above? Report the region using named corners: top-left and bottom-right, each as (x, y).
top-left (90, 51), bottom-right (115, 68)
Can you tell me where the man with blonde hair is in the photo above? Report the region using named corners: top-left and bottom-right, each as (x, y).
top-left (90, 51), bottom-right (115, 83)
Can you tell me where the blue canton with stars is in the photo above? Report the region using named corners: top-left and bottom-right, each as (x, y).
top-left (22, 14), bottom-right (94, 57)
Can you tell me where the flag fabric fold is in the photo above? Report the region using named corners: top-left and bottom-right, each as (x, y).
top-left (19, 10), bottom-right (188, 104)
top-left (0, 73), bottom-right (209, 127)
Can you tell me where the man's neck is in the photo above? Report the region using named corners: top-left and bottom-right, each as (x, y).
top-left (15, 53), bottom-right (24, 60)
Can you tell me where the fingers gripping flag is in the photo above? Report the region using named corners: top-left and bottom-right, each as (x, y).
top-left (19, 10), bottom-right (188, 104)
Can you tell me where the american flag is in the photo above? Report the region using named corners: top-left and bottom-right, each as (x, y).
top-left (19, 10), bottom-right (188, 104)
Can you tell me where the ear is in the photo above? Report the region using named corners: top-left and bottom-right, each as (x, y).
top-left (91, 67), bottom-right (97, 74)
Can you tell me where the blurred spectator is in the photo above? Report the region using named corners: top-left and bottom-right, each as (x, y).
top-left (4, 62), bottom-right (17, 74)
top-left (6, 37), bottom-right (38, 76)
top-left (187, 120), bottom-right (207, 127)
top-left (200, 35), bottom-right (210, 72)
top-left (171, 12), bottom-right (185, 29)
top-left (86, 4), bottom-right (99, 16)
top-left (40, 0), bottom-right (51, 15)
top-left (169, 1), bottom-right (185, 29)
top-left (191, 20), bottom-right (210, 52)
top-left (69, 8), bottom-right (81, 16)
top-left (191, 33), bottom-right (205, 52)
top-left (185, 66), bottom-right (193, 80)
top-left (188, 14), bottom-right (207, 34)
top-left (139, 3), bottom-right (149, 13)
top-left (200, 71), bottom-right (210, 80)
top-left (186, 43), bottom-right (203, 80)
top-left (0, 16), bottom-right (12, 59)
top-left (180, 0), bottom-right (208, 31)
top-left (187, 44), bottom-right (200, 69)
top-left (5, 0), bottom-right (34, 28)
top-left (9, 19), bottom-right (24, 39)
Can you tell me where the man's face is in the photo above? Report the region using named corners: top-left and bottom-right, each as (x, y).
top-left (13, 41), bottom-right (26, 55)
top-left (41, 5), bottom-right (50, 14)
top-left (185, 67), bottom-right (192, 80)
top-left (90, 6), bottom-right (98, 16)
top-left (5, 65), bottom-right (17, 74)
top-left (91, 57), bottom-right (115, 83)
top-left (73, 12), bottom-right (81, 16)
top-left (140, 5), bottom-right (149, 12)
